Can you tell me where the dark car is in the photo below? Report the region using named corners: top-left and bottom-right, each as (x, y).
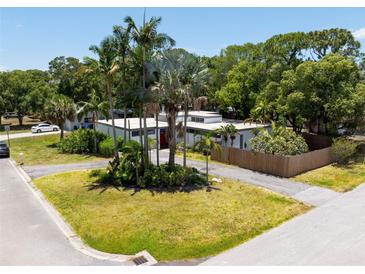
top-left (4, 112), bottom-right (18, 119)
top-left (0, 141), bottom-right (10, 157)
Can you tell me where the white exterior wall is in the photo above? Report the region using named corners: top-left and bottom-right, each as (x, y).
top-left (203, 116), bottom-right (222, 123)
top-left (96, 120), bottom-right (271, 151)
top-left (181, 126), bottom-right (271, 151)
top-left (96, 122), bottom-right (163, 148)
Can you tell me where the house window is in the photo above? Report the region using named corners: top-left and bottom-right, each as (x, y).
top-left (191, 116), bottom-right (204, 123)
top-left (84, 117), bottom-right (92, 123)
top-left (132, 129), bottom-right (155, 136)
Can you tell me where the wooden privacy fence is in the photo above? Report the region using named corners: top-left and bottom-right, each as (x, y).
top-left (211, 146), bottom-right (334, 178)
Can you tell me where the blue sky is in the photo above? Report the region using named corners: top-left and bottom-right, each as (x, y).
top-left (1, 7), bottom-right (365, 71)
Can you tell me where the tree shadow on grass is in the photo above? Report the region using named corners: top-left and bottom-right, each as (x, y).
top-left (85, 169), bottom-right (221, 195)
top-left (333, 154), bottom-right (365, 170)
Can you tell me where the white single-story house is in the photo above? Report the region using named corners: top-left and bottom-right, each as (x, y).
top-left (96, 111), bottom-right (271, 150)
top-left (64, 114), bottom-right (94, 131)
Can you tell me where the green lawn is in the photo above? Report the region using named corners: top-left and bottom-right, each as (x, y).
top-left (0, 129), bottom-right (30, 135)
top-left (34, 170), bottom-right (309, 261)
top-left (10, 134), bottom-right (108, 166)
top-left (293, 161), bottom-right (365, 192)
top-left (176, 149), bottom-right (228, 166)
top-left (0, 116), bottom-right (41, 135)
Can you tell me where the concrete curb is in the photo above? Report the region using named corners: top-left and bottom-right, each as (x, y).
top-left (8, 159), bottom-right (157, 266)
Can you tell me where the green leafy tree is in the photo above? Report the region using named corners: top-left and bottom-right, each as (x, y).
top-left (277, 54), bottom-right (361, 135)
top-left (308, 28), bottom-right (361, 60)
top-left (216, 60), bottom-right (266, 119)
top-left (263, 32), bottom-right (308, 68)
top-left (3, 70), bottom-right (54, 125)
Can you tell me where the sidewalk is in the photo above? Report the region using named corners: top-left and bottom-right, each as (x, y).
top-left (201, 184), bottom-right (365, 265)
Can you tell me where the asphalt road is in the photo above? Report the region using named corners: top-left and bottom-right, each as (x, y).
top-left (0, 158), bottom-right (123, 266)
top-left (0, 131), bottom-right (60, 141)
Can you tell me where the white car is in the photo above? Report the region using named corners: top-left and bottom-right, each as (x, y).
top-left (31, 123), bottom-right (60, 133)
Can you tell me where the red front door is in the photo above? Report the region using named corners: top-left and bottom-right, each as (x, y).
top-left (159, 129), bottom-right (168, 149)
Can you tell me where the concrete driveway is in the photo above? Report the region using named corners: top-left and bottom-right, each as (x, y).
top-left (0, 158), bottom-right (128, 265)
top-left (23, 149), bottom-right (340, 206)
top-left (201, 183), bottom-right (365, 265)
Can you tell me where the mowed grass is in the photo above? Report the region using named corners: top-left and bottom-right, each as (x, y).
top-left (293, 160), bottom-right (365, 192)
top-left (0, 116), bottom-right (41, 135)
top-left (10, 134), bottom-right (107, 166)
top-left (34, 170), bottom-right (310, 261)
top-left (176, 149), bottom-right (228, 166)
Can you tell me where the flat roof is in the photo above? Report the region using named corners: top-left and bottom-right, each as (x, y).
top-left (97, 117), bottom-right (269, 131)
top-left (97, 118), bottom-right (168, 130)
top-left (160, 110), bottom-right (222, 118)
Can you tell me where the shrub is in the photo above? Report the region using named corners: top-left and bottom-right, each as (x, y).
top-left (140, 164), bottom-right (206, 188)
top-left (250, 124), bottom-right (308, 156)
top-left (331, 138), bottom-right (358, 164)
top-left (99, 137), bottom-right (123, 157)
top-left (57, 129), bottom-right (108, 154)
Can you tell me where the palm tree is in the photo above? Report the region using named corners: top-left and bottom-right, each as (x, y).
top-left (193, 133), bottom-right (221, 182)
top-left (180, 56), bottom-right (210, 167)
top-left (44, 94), bottom-right (76, 140)
top-left (227, 124), bottom-right (238, 147)
top-left (154, 51), bottom-right (184, 168)
top-left (113, 25), bottom-right (131, 143)
top-left (252, 100), bottom-right (271, 123)
top-left (124, 13), bottom-right (175, 167)
top-left (216, 125), bottom-right (229, 146)
top-left (84, 36), bottom-right (120, 158)
top-left (77, 90), bottom-right (109, 153)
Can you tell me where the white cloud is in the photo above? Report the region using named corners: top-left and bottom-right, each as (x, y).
top-left (15, 23), bottom-right (24, 29)
top-left (352, 27), bottom-right (365, 40)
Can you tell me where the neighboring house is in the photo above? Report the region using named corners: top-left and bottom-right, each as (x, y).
top-left (96, 111), bottom-right (271, 150)
top-left (64, 109), bottom-right (133, 131)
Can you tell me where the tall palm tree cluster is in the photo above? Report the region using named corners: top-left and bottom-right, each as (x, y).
top-left (80, 13), bottom-right (212, 177)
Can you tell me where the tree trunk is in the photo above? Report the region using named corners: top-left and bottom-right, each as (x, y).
top-left (156, 112), bottom-right (159, 166)
top-left (142, 46), bottom-right (149, 167)
top-left (123, 105), bottom-right (127, 143)
top-left (183, 102), bottom-right (188, 167)
top-left (0, 115), bottom-right (2, 126)
top-left (138, 109), bottom-right (143, 145)
top-left (143, 111), bottom-right (149, 167)
top-left (206, 153), bottom-right (209, 182)
top-left (60, 125), bottom-right (64, 140)
top-left (167, 110), bottom-right (176, 168)
top-left (93, 112), bottom-right (97, 153)
top-left (106, 79), bottom-right (119, 159)
top-left (18, 116), bottom-right (23, 126)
